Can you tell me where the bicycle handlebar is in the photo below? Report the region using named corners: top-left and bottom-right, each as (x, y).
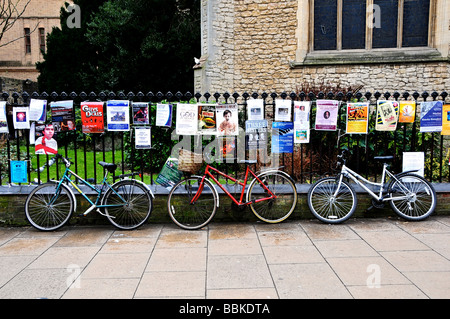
top-left (35, 154), bottom-right (72, 172)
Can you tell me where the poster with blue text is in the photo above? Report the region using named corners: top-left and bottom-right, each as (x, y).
top-left (107, 100), bottom-right (130, 131)
top-left (11, 161), bottom-right (27, 184)
top-left (271, 122), bottom-right (294, 154)
top-left (420, 101), bottom-right (443, 133)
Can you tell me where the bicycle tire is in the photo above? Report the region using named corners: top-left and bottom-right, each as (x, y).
top-left (25, 181), bottom-right (74, 231)
top-left (247, 171), bottom-right (297, 223)
top-left (102, 180), bottom-right (153, 230)
top-left (388, 173), bottom-right (436, 221)
top-left (167, 177), bottom-right (217, 230)
top-left (307, 177), bottom-right (357, 224)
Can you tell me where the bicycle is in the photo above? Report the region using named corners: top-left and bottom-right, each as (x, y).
top-left (25, 154), bottom-right (154, 231)
top-left (167, 159), bottom-right (298, 230)
top-left (307, 149), bottom-right (436, 224)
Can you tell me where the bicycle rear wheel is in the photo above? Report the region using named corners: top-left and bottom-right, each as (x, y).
top-left (388, 173), bottom-right (436, 221)
top-left (102, 180), bottom-right (153, 230)
top-left (307, 177), bottom-right (357, 224)
top-left (167, 177), bottom-right (217, 230)
top-left (25, 181), bottom-right (74, 231)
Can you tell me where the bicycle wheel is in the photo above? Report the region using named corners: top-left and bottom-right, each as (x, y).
top-left (167, 177), bottom-right (217, 230)
top-left (388, 173), bottom-right (436, 221)
top-left (247, 171), bottom-right (297, 223)
top-left (307, 177), bottom-right (357, 224)
top-left (102, 180), bottom-right (153, 230)
top-left (25, 181), bottom-right (74, 231)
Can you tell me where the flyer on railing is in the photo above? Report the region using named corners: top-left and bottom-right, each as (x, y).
top-left (375, 100), bottom-right (398, 131)
top-left (29, 99), bottom-right (47, 123)
top-left (81, 101), bottom-right (104, 134)
top-left (216, 104), bottom-right (238, 136)
top-left (420, 101), bottom-right (443, 133)
top-left (442, 104), bottom-right (450, 135)
top-left (132, 102), bottom-right (150, 125)
top-left (107, 100), bottom-right (130, 131)
top-left (13, 106), bottom-right (30, 129)
top-left (0, 101), bottom-right (8, 133)
top-left (155, 103), bottom-right (173, 127)
top-left (346, 102), bottom-right (369, 134)
top-left (315, 100), bottom-right (339, 131)
top-left (51, 100), bottom-right (75, 132)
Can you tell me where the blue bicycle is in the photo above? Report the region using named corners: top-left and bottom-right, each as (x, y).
top-left (25, 154), bottom-right (154, 231)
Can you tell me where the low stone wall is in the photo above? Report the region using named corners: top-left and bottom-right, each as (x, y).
top-left (1, 184), bottom-right (449, 227)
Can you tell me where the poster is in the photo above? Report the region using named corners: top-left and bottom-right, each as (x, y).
top-left (375, 100), bottom-right (398, 131)
top-left (346, 102), bottom-right (369, 134)
top-left (402, 152), bottom-right (424, 177)
top-left (51, 100), bottom-right (75, 132)
top-left (132, 102), bottom-right (149, 125)
top-left (197, 104), bottom-right (217, 134)
top-left (135, 126), bottom-right (151, 149)
top-left (245, 120), bottom-right (268, 150)
top-left (176, 103), bottom-right (197, 135)
top-left (13, 107), bottom-right (30, 129)
top-left (156, 103), bottom-right (173, 127)
top-left (0, 101), bottom-right (8, 133)
top-left (155, 157), bottom-right (184, 190)
top-left (107, 100), bottom-right (130, 131)
top-left (81, 102), bottom-right (104, 134)
top-left (315, 100), bottom-right (339, 131)
top-left (35, 123), bottom-right (58, 155)
top-left (272, 121), bottom-right (294, 154)
top-left (29, 99), bottom-right (47, 122)
top-left (442, 104), bottom-right (450, 136)
top-left (216, 104), bottom-right (238, 136)
top-left (420, 101), bottom-right (443, 133)
top-left (398, 101), bottom-right (416, 123)
top-left (11, 161), bottom-right (27, 184)
top-left (247, 99), bottom-right (264, 120)
top-left (218, 136), bottom-right (237, 160)
top-left (293, 101), bottom-right (310, 143)
top-left (275, 99), bottom-right (291, 121)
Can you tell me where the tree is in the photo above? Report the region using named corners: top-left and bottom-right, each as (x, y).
top-left (0, 0), bottom-right (34, 48)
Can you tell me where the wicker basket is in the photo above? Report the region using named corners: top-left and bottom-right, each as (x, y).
top-left (178, 149), bottom-right (203, 174)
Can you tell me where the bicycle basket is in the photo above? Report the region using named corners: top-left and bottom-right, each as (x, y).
top-left (178, 149), bottom-right (203, 174)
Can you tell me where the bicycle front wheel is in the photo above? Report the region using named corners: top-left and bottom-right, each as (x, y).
top-left (388, 173), bottom-right (436, 221)
top-left (102, 180), bottom-right (153, 230)
top-left (247, 171), bottom-right (297, 223)
top-left (307, 177), bottom-right (357, 224)
top-left (25, 181), bottom-right (74, 231)
top-left (167, 177), bottom-right (217, 230)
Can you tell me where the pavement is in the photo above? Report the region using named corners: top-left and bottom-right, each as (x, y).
top-left (0, 216), bottom-right (449, 300)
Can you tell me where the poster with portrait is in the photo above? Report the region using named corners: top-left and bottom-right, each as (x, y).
top-left (375, 100), bottom-right (398, 131)
top-left (0, 101), bottom-right (8, 133)
top-left (346, 102), bottom-right (369, 134)
top-left (315, 100), bottom-right (339, 131)
top-left (132, 102), bottom-right (149, 125)
top-left (420, 101), bottom-right (443, 133)
top-left (35, 123), bottom-right (58, 155)
top-left (29, 99), bottom-right (47, 123)
top-left (197, 104), bottom-right (217, 134)
top-left (107, 100), bottom-right (130, 131)
top-left (176, 103), bottom-right (198, 135)
top-left (441, 104), bottom-right (450, 136)
top-left (13, 107), bottom-right (30, 129)
top-left (398, 101), bottom-right (416, 123)
top-left (216, 104), bottom-right (238, 136)
top-left (51, 100), bottom-right (75, 132)
top-left (275, 99), bottom-right (291, 121)
top-left (81, 102), bottom-right (104, 134)
top-left (271, 121), bottom-right (294, 154)
top-left (247, 99), bottom-right (264, 120)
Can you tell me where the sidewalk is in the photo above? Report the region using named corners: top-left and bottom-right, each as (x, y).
top-left (0, 216), bottom-right (449, 299)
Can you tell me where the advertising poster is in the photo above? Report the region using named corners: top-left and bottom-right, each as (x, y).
top-left (442, 104), bottom-right (450, 135)
top-left (315, 100), bottom-right (339, 131)
top-left (176, 103), bottom-right (198, 135)
top-left (107, 100), bottom-right (130, 131)
top-left (216, 104), bottom-right (238, 136)
top-left (29, 99), bottom-right (47, 123)
top-left (35, 123), bottom-right (58, 155)
top-left (245, 120), bottom-right (268, 150)
top-left (51, 100), bottom-right (75, 132)
top-left (219, 136), bottom-right (237, 160)
top-left (398, 101), bottom-right (416, 123)
top-left (132, 102), bottom-right (149, 125)
top-left (375, 100), bottom-right (398, 131)
top-left (155, 157), bottom-right (184, 190)
top-left (271, 121), bottom-right (294, 154)
top-left (275, 99), bottom-right (292, 121)
top-left (420, 101), bottom-right (443, 133)
top-left (293, 101), bottom-right (310, 144)
top-left (197, 104), bottom-right (217, 134)
top-left (13, 107), bottom-right (30, 129)
top-left (247, 99), bottom-right (264, 120)
top-left (81, 102), bottom-right (104, 134)
top-left (135, 126), bottom-right (151, 149)
top-left (11, 161), bottom-right (28, 184)
top-left (346, 102), bottom-right (369, 134)
top-left (0, 101), bottom-right (8, 133)
top-left (156, 103), bottom-right (173, 127)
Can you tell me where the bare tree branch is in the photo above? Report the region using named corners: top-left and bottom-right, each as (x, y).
top-left (0, 0), bottom-right (36, 48)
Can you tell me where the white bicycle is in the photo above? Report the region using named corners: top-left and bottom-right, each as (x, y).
top-left (307, 150), bottom-right (436, 224)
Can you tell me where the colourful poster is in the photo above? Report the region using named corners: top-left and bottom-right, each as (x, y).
top-left (441, 104), bottom-right (450, 136)
top-left (420, 101), bottom-right (443, 133)
top-left (271, 121), bottom-right (294, 154)
top-left (375, 100), bottom-right (398, 131)
top-left (293, 101), bottom-right (310, 143)
top-left (132, 102), bottom-right (149, 125)
top-left (51, 100), bottom-right (75, 132)
top-left (81, 102), bottom-right (104, 134)
top-left (398, 101), bottom-right (416, 123)
top-left (197, 104), bottom-right (217, 134)
top-left (0, 101), bottom-right (8, 133)
top-left (107, 100), bottom-right (130, 131)
top-left (346, 102), bottom-right (369, 134)
top-left (35, 123), bottom-right (58, 155)
top-left (315, 100), bottom-right (339, 131)
top-left (11, 161), bottom-right (28, 184)
top-left (216, 104), bottom-right (238, 136)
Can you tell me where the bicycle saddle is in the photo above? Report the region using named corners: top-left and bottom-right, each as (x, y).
top-left (98, 161), bottom-right (118, 173)
top-left (373, 156), bottom-right (393, 161)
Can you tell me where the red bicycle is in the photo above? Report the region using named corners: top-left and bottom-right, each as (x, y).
top-left (167, 161), bottom-right (297, 230)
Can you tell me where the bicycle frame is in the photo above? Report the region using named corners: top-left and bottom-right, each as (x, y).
top-left (192, 164), bottom-right (276, 206)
